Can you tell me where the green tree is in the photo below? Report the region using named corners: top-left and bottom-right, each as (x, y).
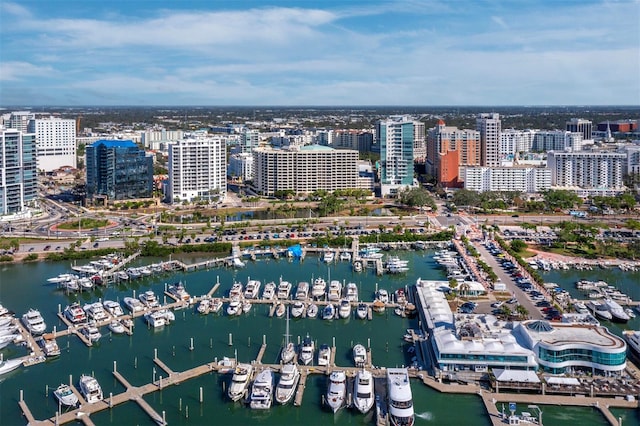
top-left (510, 239), bottom-right (527, 252)
top-left (399, 187), bottom-right (437, 211)
top-left (543, 189), bottom-right (581, 210)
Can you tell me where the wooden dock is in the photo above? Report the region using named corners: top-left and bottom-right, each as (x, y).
top-left (293, 368), bottom-right (309, 406)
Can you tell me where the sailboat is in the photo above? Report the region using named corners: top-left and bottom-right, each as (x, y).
top-left (280, 306), bottom-right (296, 364)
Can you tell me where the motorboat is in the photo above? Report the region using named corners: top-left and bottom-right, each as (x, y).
top-left (139, 290), bottom-right (160, 309)
top-left (291, 301), bottom-right (305, 318)
top-left (53, 383), bottom-right (78, 407)
top-left (226, 298), bottom-right (242, 316)
top-left (372, 299), bottom-right (386, 313)
top-left (277, 279), bottom-right (292, 300)
top-left (196, 297), bottom-right (211, 314)
top-left (102, 300), bottom-right (125, 317)
top-left (79, 374), bottom-right (103, 404)
top-left (275, 363), bottom-right (300, 405)
top-left (144, 311), bottom-right (166, 328)
top-left (587, 301), bottom-right (613, 321)
top-left (242, 301), bottom-right (252, 314)
top-left (322, 303), bottom-right (336, 320)
top-left (387, 368), bottom-right (414, 426)
top-left (323, 250), bottom-right (335, 263)
top-left (327, 280), bottom-right (342, 302)
top-left (228, 363), bottom-right (253, 402)
top-left (232, 257), bottom-right (246, 268)
top-left (275, 303), bottom-right (286, 318)
top-left (168, 282), bottom-right (191, 303)
top-left (126, 268), bottom-right (142, 279)
top-left (116, 271), bottom-right (129, 281)
top-left (62, 279), bottom-right (80, 292)
top-left (0, 334), bottom-right (18, 350)
top-left (0, 315), bottom-right (13, 327)
top-left (573, 302), bottom-right (589, 314)
top-left (325, 370), bottom-right (346, 413)
top-left (108, 320), bottom-right (126, 334)
top-left (385, 256), bottom-right (409, 274)
top-left (295, 281), bottom-right (309, 300)
top-left (339, 251), bottom-right (352, 262)
top-left (603, 298), bottom-right (630, 323)
top-left (21, 308), bottom-right (46, 335)
top-left (281, 342), bottom-right (296, 364)
top-left (353, 261), bottom-right (363, 272)
top-left (353, 343), bottom-right (367, 367)
top-left (262, 282), bottom-right (276, 300)
top-left (47, 273), bottom-right (78, 284)
top-left (395, 288), bottom-right (407, 304)
top-left (345, 282), bottom-right (358, 302)
top-left (249, 368), bottom-right (274, 410)
top-left (356, 302), bottom-right (368, 320)
top-left (353, 369), bottom-right (374, 414)
top-left (123, 297), bottom-right (144, 313)
top-left (299, 335), bottom-right (314, 365)
top-left (244, 279), bottom-right (262, 299)
top-left (311, 278), bottom-right (326, 299)
top-left (80, 323), bottom-right (102, 343)
top-left (338, 299), bottom-right (351, 319)
top-left (38, 337), bottom-right (61, 357)
top-left (229, 282), bottom-right (244, 298)
top-left (623, 330), bottom-right (640, 358)
top-left (138, 266), bottom-right (152, 277)
top-left (83, 302), bottom-right (108, 322)
top-left (318, 344), bottom-right (331, 366)
top-left (0, 354), bottom-right (22, 376)
top-left (306, 303), bottom-right (318, 318)
top-left (77, 277), bottom-right (94, 290)
top-left (210, 298), bottom-right (223, 314)
top-left (64, 302), bottom-right (88, 324)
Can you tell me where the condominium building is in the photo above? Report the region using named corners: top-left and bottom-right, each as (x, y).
top-left (168, 136), bottom-right (227, 204)
top-left (462, 166), bottom-right (551, 193)
top-left (376, 115), bottom-right (416, 196)
top-left (623, 145), bottom-right (640, 176)
top-left (239, 129), bottom-right (260, 153)
top-left (413, 121), bottom-right (426, 164)
top-left (252, 145), bottom-right (358, 196)
top-left (26, 116), bottom-right (77, 172)
top-left (0, 127), bottom-right (37, 216)
top-left (500, 129), bottom-right (535, 156)
top-left (566, 118), bottom-right (593, 141)
top-left (228, 152), bottom-right (254, 182)
top-left (86, 140), bottom-right (154, 201)
top-left (477, 113), bottom-right (501, 167)
top-left (426, 120), bottom-right (481, 187)
top-left (547, 151), bottom-right (626, 193)
top-left (532, 131), bottom-right (584, 152)
top-left (141, 129), bottom-right (184, 150)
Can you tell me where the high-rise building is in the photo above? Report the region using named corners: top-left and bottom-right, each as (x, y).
top-left (426, 120), bottom-right (480, 187)
top-left (228, 152), bottom-right (254, 182)
top-left (477, 113), bottom-right (501, 167)
top-left (0, 126), bottom-right (37, 215)
top-left (566, 118), bottom-right (593, 141)
top-left (28, 117), bottom-right (77, 172)
top-left (5, 111), bottom-right (34, 133)
top-left (86, 140), bottom-right (153, 201)
top-left (376, 115), bottom-right (415, 196)
top-left (500, 129), bottom-right (535, 156)
top-left (252, 145), bottom-right (358, 196)
top-left (168, 136), bottom-right (227, 204)
top-left (413, 121), bottom-right (426, 164)
top-left (547, 151), bottom-right (625, 195)
top-left (239, 129), bottom-right (260, 154)
top-left (462, 167), bottom-right (551, 193)
top-left (532, 131), bottom-right (583, 152)
top-left (141, 129), bottom-right (184, 150)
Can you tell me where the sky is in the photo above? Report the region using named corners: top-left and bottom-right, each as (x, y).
top-left (1, 0), bottom-right (639, 106)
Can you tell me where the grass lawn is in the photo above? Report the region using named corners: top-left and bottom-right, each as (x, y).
top-left (57, 218), bottom-right (109, 230)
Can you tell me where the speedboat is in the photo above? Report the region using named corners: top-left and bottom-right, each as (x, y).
top-left (262, 282), bottom-right (276, 300)
top-left (139, 290), bottom-right (160, 309)
top-left (168, 282), bottom-right (191, 303)
top-left (249, 368), bottom-right (274, 410)
top-left (295, 281), bottom-right (309, 300)
top-left (80, 323), bottom-right (102, 343)
top-left (64, 302), bottom-right (88, 324)
top-left (144, 311), bottom-right (166, 328)
top-left (277, 279), bottom-right (292, 300)
top-left (0, 354), bottom-right (22, 376)
top-left (377, 289), bottom-right (390, 303)
top-left (53, 383), bottom-right (78, 407)
top-left (116, 271), bottom-right (129, 281)
top-left (275, 363), bottom-right (300, 405)
top-left (327, 280), bottom-right (342, 302)
top-left (353, 369), bottom-right (374, 414)
top-left (353, 343), bottom-right (367, 367)
top-left (21, 309), bottom-right (46, 335)
top-left (323, 250), bottom-right (335, 263)
top-left (338, 299), bottom-right (351, 319)
top-left (102, 300), bottom-right (124, 317)
top-left (123, 297), bottom-right (144, 313)
top-left (306, 303), bottom-right (318, 318)
top-left (281, 342), bottom-right (296, 364)
top-left (387, 368), bottom-right (414, 426)
top-left (345, 283), bottom-right (358, 302)
top-left (353, 261), bottom-right (363, 272)
top-left (386, 256), bottom-right (409, 273)
top-left (79, 374), bottom-right (103, 404)
top-left (244, 279), bottom-right (262, 299)
top-left (356, 302), bottom-right (368, 320)
top-left (226, 298), bottom-right (242, 316)
top-left (299, 335), bottom-right (314, 366)
top-left (109, 320), bottom-right (126, 334)
top-left (291, 301), bottom-right (305, 318)
top-left (38, 337), bottom-right (61, 357)
top-left (275, 303), bottom-right (286, 318)
top-left (311, 278), bottom-right (326, 299)
top-left (322, 303), bottom-right (336, 320)
top-left (325, 370), bottom-right (346, 413)
top-left (318, 344), bottom-right (331, 366)
top-left (228, 363), bottom-right (253, 402)
top-left (242, 301), bottom-right (252, 314)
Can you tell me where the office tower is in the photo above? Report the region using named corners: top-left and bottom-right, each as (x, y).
top-left (0, 127), bottom-right (37, 215)
top-left (477, 113), bottom-right (501, 167)
top-left (28, 117), bottom-right (77, 172)
top-left (86, 140), bottom-right (153, 201)
top-left (376, 115), bottom-right (415, 196)
top-left (566, 118), bottom-right (593, 141)
top-left (168, 136), bottom-right (227, 204)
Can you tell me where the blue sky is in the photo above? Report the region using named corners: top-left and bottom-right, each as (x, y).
top-left (1, 0), bottom-right (638, 106)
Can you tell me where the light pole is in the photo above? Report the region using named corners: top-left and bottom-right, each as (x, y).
top-left (527, 405), bottom-right (542, 425)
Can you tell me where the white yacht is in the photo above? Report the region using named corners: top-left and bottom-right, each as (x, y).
top-left (139, 290), bottom-right (160, 309)
top-left (102, 300), bottom-right (124, 317)
top-left (249, 368), bottom-right (274, 410)
top-left (167, 282), bottom-right (190, 303)
top-left (38, 337), bottom-right (61, 357)
top-left (345, 283), bottom-right (358, 302)
top-left (356, 302), bottom-right (368, 320)
top-left (79, 374), bottom-right (103, 404)
top-left (0, 334), bottom-right (18, 350)
top-left (275, 303), bottom-right (286, 318)
top-left (210, 298), bottom-right (223, 314)
top-left (587, 301), bottom-right (613, 321)
top-left (80, 323), bottom-right (102, 343)
top-left (325, 370), bottom-right (346, 413)
top-left (318, 344), bottom-right (331, 366)
top-left (196, 297), bottom-right (211, 314)
top-left (353, 343), bottom-right (367, 367)
top-left (311, 277), bottom-right (327, 299)
top-left (244, 279), bottom-right (262, 299)
top-left (0, 354), bottom-right (22, 375)
top-left (277, 279), bottom-right (293, 300)
top-left (262, 282), bottom-right (276, 300)
top-left (386, 256), bottom-right (409, 274)
top-left (339, 251), bottom-right (352, 262)
top-left (291, 301), bottom-right (305, 318)
top-left (109, 320), bottom-right (126, 334)
top-left (323, 250), bottom-right (335, 263)
top-left (275, 363), bottom-right (300, 405)
top-left (123, 297), bottom-right (144, 313)
top-left (623, 330), bottom-right (640, 358)
top-left (226, 298), bottom-right (242, 316)
top-left (299, 335), bottom-right (314, 366)
top-left (295, 282), bottom-right (309, 300)
top-left (228, 363), bottom-right (253, 402)
top-left (144, 311), bottom-right (166, 328)
top-left (338, 299), bottom-right (351, 319)
top-left (83, 302), bottom-right (108, 322)
top-left (603, 298), bottom-right (630, 323)
top-left (281, 342), bottom-right (296, 364)
top-left (64, 302), bottom-right (88, 324)
top-left (229, 282), bottom-right (244, 298)
top-left (53, 383), bottom-right (78, 407)
top-left (21, 309), bottom-right (46, 335)
top-left (387, 368), bottom-right (414, 426)
top-left (353, 260), bottom-right (363, 272)
top-left (328, 280), bottom-right (342, 302)
top-left (322, 303), bottom-right (336, 320)
top-left (306, 303), bottom-right (318, 318)
top-left (353, 369), bottom-right (374, 414)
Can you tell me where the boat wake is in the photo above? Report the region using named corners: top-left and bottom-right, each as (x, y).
top-left (415, 411), bottom-right (433, 420)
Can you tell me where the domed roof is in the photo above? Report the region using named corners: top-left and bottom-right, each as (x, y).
top-left (526, 320), bottom-right (554, 332)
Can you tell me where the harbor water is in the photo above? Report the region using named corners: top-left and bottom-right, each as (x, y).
top-left (0, 250), bottom-right (637, 425)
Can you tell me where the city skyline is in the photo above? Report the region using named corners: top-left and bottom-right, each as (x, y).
top-left (1, 0), bottom-right (639, 106)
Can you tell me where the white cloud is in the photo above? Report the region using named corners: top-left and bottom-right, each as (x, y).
top-left (0, 61), bottom-right (54, 81)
